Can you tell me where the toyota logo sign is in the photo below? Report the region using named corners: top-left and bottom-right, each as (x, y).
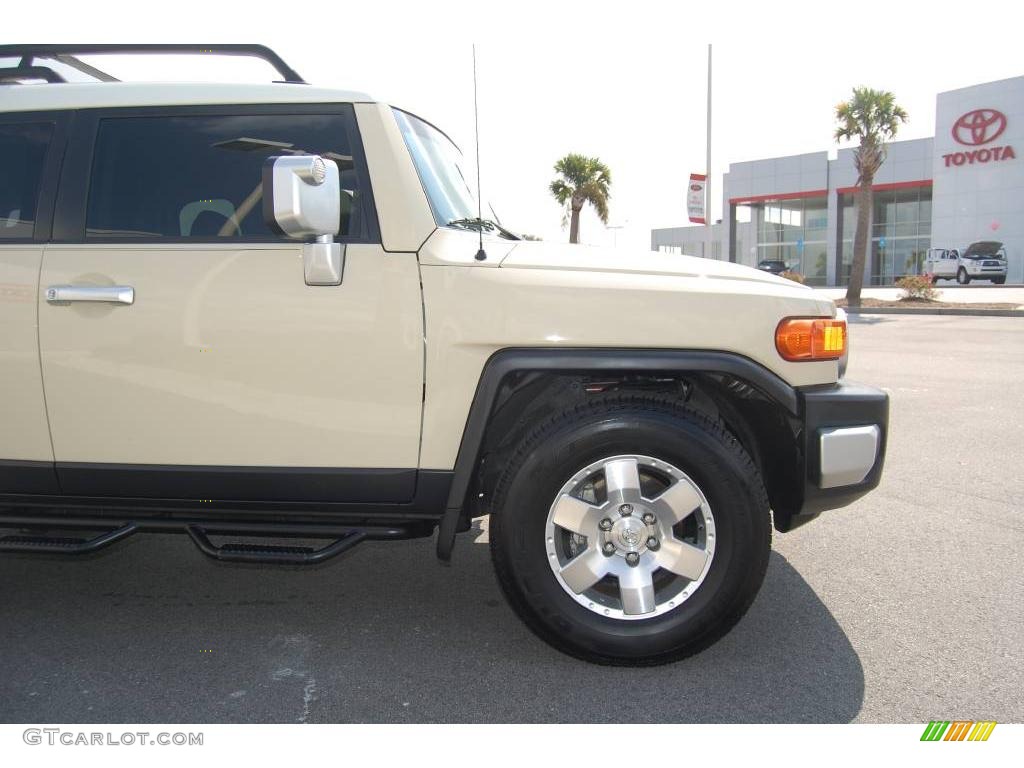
top-left (943, 108), bottom-right (1015, 168)
top-left (952, 109), bottom-right (1007, 146)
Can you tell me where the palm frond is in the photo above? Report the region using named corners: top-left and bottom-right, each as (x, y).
top-left (834, 86), bottom-right (908, 176)
top-left (549, 179), bottom-right (574, 205)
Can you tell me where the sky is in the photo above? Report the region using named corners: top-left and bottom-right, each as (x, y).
top-left (7, 0), bottom-right (1024, 251)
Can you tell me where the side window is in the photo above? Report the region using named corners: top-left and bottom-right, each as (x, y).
top-left (0, 122), bottom-right (54, 240)
top-left (85, 110), bottom-right (371, 241)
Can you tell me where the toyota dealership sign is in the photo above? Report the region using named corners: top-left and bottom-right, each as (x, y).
top-left (931, 76), bottom-right (1023, 285)
top-left (943, 108), bottom-right (1016, 167)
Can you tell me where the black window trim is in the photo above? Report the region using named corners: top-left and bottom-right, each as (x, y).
top-left (0, 110), bottom-right (71, 244)
top-left (52, 102), bottom-right (381, 245)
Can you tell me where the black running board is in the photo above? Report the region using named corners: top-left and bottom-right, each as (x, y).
top-left (0, 523), bottom-right (137, 554)
top-left (186, 525), bottom-right (366, 565)
top-left (0, 515), bottom-right (418, 564)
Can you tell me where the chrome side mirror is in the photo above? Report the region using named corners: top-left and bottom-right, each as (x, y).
top-left (263, 155), bottom-right (344, 286)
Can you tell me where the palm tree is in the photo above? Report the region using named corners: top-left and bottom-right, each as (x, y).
top-left (834, 87), bottom-right (908, 306)
top-left (549, 153), bottom-right (611, 244)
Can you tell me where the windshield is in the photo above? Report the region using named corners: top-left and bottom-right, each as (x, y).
top-left (393, 108), bottom-right (479, 227)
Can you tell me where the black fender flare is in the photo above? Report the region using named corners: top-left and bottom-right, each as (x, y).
top-left (436, 348), bottom-right (799, 560)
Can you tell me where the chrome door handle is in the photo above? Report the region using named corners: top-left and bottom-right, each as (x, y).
top-left (46, 285), bottom-right (134, 305)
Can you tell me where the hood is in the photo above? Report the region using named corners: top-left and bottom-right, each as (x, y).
top-left (499, 241), bottom-right (806, 289)
top-left (963, 241), bottom-right (1004, 258)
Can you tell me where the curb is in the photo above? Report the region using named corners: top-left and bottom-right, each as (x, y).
top-left (843, 307), bottom-right (1024, 317)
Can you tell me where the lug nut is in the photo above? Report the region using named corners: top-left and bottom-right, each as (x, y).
top-left (602, 542), bottom-right (616, 556)
top-left (646, 536), bottom-right (660, 550)
top-left (642, 512), bottom-right (656, 525)
top-left (625, 552), bottom-right (640, 567)
top-left (599, 518), bottom-right (612, 531)
top-left (619, 504), bottom-right (633, 516)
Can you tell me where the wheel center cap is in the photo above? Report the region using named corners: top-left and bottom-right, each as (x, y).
top-left (612, 517), bottom-right (647, 552)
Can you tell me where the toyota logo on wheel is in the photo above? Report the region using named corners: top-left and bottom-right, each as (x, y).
top-left (952, 109), bottom-right (1007, 146)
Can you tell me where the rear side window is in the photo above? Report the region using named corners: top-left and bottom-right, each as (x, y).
top-left (0, 122), bottom-right (53, 239)
top-left (85, 110), bottom-right (371, 241)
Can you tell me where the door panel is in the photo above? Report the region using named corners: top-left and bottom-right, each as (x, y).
top-left (933, 251), bottom-right (953, 278)
top-left (38, 243), bottom-right (423, 489)
top-left (0, 115), bottom-right (64, 485)
top-left (0, 246), bottom-right (53, 463)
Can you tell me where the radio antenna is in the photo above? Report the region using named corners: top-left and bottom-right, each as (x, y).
top-left (472, 44), bottom-right (487, 262)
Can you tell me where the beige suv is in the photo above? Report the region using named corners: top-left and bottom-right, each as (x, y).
top-left (0, 45), bottom-right (888, 664)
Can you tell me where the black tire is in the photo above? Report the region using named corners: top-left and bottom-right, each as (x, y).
top-left (992, 277), bottom-right (1006, 285)
top-left (489, 395), bottom-right (771, 665)
top-left (957, 267), bottom-right (970, 285)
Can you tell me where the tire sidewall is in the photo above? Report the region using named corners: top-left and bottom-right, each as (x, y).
top-left (491, 405), bottom-right (770, 662)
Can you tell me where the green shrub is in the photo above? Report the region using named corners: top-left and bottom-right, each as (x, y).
top-left (780, 271), bottom-right (805, 284)
top-left (896, 275), bottom-right (937, 301)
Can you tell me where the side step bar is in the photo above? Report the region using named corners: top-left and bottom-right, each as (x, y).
top-left (186, 526), bottom-right (366, 565)
top-left (0, 523), bottom-right (137, 554)
top-left (0, 515), bottom-right (417, 565)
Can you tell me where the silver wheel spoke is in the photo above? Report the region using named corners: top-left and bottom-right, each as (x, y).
top-left (604, 457), bottom-right (642, 506)
top-left (650, 479), bottom-right (702, 524)
top-left (657, 539), bottom-right (708, 580)
top-left (545, 453), bottom-right (716, 621)
top-left (618, 566), bottom-right (656, 615)
top-left (550, 494), bottom-right (601, 536)
top-left (559, 549), bottom-right (611, 594)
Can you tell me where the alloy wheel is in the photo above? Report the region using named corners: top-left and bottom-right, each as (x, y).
top-left (544, 454), bottom-right (716, 621)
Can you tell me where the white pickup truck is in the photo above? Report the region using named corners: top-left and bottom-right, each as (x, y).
top-left (926, 241), bottom-right (1008, 285)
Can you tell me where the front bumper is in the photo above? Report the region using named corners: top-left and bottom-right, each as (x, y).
top-left (775, 380), bottom-right (889, 531)
top-left (970, 269), bottom-right (1007, 277)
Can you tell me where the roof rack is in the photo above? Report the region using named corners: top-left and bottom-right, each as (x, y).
top-left (0, 44), bottom-right (305, 85)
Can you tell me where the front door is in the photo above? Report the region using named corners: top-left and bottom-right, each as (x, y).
top-left (932, 250), bottom-right (954, 279)
top-left (0, 114), bottom-right (66, 495)
top-left (38, 105), bottom-right (423, 502)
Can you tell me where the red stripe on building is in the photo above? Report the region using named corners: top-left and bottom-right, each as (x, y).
top-left (836, 180), bottom-right (932, 195)
top-left (729, 189), bottom-right (828, 205)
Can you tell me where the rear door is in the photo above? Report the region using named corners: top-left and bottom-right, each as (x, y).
top-left (38, 104), bottom-right (424, 502)
top-left (0, 113), bottom-right (67, 495)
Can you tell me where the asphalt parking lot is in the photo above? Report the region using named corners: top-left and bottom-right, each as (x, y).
top-left (1, 314), bottom-right (1021, 723)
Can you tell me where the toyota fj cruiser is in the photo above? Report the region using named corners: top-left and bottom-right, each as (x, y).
top-left (0, 45), bottom-right (888, 664)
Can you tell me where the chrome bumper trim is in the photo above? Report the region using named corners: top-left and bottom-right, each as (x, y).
top-left (819, 425), bottom-right (880, 489)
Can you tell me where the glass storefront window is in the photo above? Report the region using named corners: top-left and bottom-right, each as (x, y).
top-left (838, 186), bottom-right (932, 286)
top-left (802, 245), bottom-right (828, 285)
top-left (805, 197), bottom-right (828, 232)
top-left (749, 195), bottom-right (827, 282)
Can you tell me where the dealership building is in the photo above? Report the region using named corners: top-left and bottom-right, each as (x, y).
top-left (651, 75), bottom-right (1024, 285)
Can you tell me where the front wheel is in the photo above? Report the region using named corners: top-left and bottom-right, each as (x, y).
top-left (992, 277), bottom-right (1006, 285)
top-left (489, 396), bottom-right (771, 665)
top-left (957, 267), bottom-right (971, 285)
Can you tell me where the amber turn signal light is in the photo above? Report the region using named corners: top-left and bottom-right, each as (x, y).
top-left (775, 317), bottom-right (847, 362)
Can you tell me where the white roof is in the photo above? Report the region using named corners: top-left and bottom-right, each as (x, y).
top-left (0, 82), bottom-right (375, 113)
